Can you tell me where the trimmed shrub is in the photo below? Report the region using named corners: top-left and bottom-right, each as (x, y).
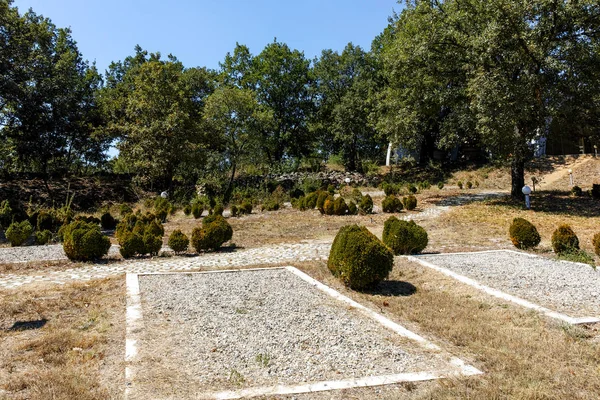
top-left (261, 201), bottom-right (280, 212)
top-left (35, 230), bottom-right (53, 245)
top-left (154, 197), bottom-right (171, 221)
top-left (62, 221), bottom-right (111, 261)
top-left (240, 201), bottom-right (253, 215)
top-left (382, 183), bottom-right (397, 196)
top-left (592, 233), bottom-right (600, 257)
top-left (351, 188), bottom-right (363, 203)
top-left (466, 181), bottom-right (473, 189)
top-left (403, 195), bottom-right (417, 211)
top-left (316, 191), bottom-right (329, 212)
top-left (192, 202), bottom-right (204, 219)
top-left (323, 199), bottom-right (335, 215)
top-left (145, 219), bottom-right (164, 237)
top-left (437, 182), bottom-right (444, 190)
top-left (551, 224), bottom-right (580, 254)
top-left (143, 233), bottom-right (162, 256)
top-left (348, 201), bottom-right (358, 215)
top-left (382, 217), bottom-right (428, 255)
top-left (328, 225), bottom-right (394, 290)
top-left (191, 215), bottom-right (233, 252)
top-left (101, 212), bottom-right (117, 230)
top-left (592, 184), bottom-right (600, 199)
top-left (116, 213), bottom-right (137, 242)
top-left (359, 194), bottom-right (373, 214)
top-left (382, 196), bottom-right (403, 213)
top-left (407, 183), bottom-right (418, 194)
top-left (0, 200), bottom-right (13, 228)
top-left (333, 197), bottom-right (349, 216)
top-left (6, 221), bottom-right (33, 246)
top-left (327, 184), bottom-right (335, 194)
top-left (571, 185), bottom-right (583, 197)
top-left (213, 204), bottom-right (224, 216)
top-left (305, 192), bottom-right (319, 209)
top-left (230, 205), bottom-right (239, 217)
top-left (509, 218), bottom-right (541, 250)
top-left (183, 204), bottom-right (192, 216)
top-left (168, 230), bottom-right (189, 254)
top-left (457, 181), bottom-right (463, 189)
top-left (119, 232), bottom-right (145, 259)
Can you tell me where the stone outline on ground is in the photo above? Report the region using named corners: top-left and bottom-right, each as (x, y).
top-left (409, 250), bottom-right (600, 325)
top-left (125, 267), bottom-right (482, 400)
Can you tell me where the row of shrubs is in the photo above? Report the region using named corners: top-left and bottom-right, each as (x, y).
top-left (328, 217), bottom-right (428, 290)
top-left (382, 195), bottom-right (417, 213)
top-left (382, 181), bottom-right (435, 196)
top-left (456, 180), bottom-right (480, 189)
top-left (291, 189), bottom-right (374, 216)
top-left (571, 184), bottom-right (600, 198)
top-left (509, 217), bottom-right (600, 260)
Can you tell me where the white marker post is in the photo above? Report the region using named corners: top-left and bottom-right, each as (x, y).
top-left (522, 185), bottom-right (531, 210)
top-left (568, 169), bottom-right (573, 186)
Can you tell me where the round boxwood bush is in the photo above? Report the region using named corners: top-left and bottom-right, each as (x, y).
top-left (119, 232), bottom-right (145, 258)
top-left (382, 196), bottom-right (403, 213)
top-left (62, 221), bottom-right (111, 261)
top-left (551, 224), bottom-right (579, 254)
top-left (593, 232), bottom-right (600, 257)
top-left (509, 218), bottom-right (541, 250)
top-left (403, 195), bottom-right (417, 211)
top-left (191, 215), bottom-right (233, 252)
top-left (382, 183), bottom-right (398, 196)
top-left (192, 202), bottom-right (204, 219)
top-left (6, 220), bottom-right (33, 246)
top-left (328, 225), bottom-right (394, 290)
top-left (571, 186), bottom-right (583, 197)
top-left (316, 191), bottom-right (329, 212)
top-left (143, 233), bottom-right (162, 256)
top-left (382, 217), bottom-right (428, 255)
top-left (240, 201), bottom-right (253, 215)
top-left (305, 192), bottom-right (319, 209)
top-left (457, 181), bottom-right (463, 189)
top-left (359, 194), bottom-right (373, 214)
top-left (168, 230), bottom-right (189, 254)
top-left (35, 230), bottom-right (53, 245)
top-left (323, 199), bottom-right (335, 215)
top-left (333, 197), bottom-right (349, 216)
top-left (348, 201), bottom-right (358, 215)
top-left (101, 212), bottom-right (117, 230)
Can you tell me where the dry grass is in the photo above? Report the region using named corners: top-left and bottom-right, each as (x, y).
top-left (0, 278), bottom-right (125, 400)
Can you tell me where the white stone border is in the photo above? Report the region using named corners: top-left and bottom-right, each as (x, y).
top-left (125, 267), bottom-right (482, 399)
top-left (408, 250), bottom-right (600, 325)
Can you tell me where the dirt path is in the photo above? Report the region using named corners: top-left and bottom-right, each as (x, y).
top-left (538, 157), bottom-right (595, 189)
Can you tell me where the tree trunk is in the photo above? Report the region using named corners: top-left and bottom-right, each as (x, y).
top-left (224, 161), bottom-right (236, 203)
top-left (511, 125), bottom-right (526, 200)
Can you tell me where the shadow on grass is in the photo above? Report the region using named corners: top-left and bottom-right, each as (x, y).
top-left (8, 319), bottom-right (47, 331)
top-left (365, 280), bottom-right (417, 297)
top-left (486, 190), bottom-right (600, 218)
top-left (429, 192), bottom-right (508, 208)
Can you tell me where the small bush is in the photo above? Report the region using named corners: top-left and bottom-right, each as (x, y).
top-left (348, 201), bottom-right (358, 215)
top-left (145, 219), bottom-right (164, 237)
top-left (35, 230), bottom-right (53, 245)
top-left (316, 191), bottom-right (329, 212)
top-left (328, 225), bottom-right (394, 290)
top-left (183, 204), bottom-right (192, 216)
top-left (37, 211), bottom-right (57, 232)
top-left (0, 200), bottom-right (13, 228)
top-left (382, 217), bottom-right (428, 255)
top-left (62, 221), bottom-right (111, 261)
top-left (592, 184), bottom-right (600, 199)
top-left (240, 201), bottom-right (253, 215)
top-left (191, 215), bottom-right (233, 252)
top-left (383, 183), bottom-right (397, 196)
top-left (571, 186), bottom-right (583, 197)
top-left (6, 221), bottom-right (33, 246)
top-left (403, 195), bottom-right (417, 211)
top-left (230, 205), bottom-right (239, 217)
top-left (359, 194), bottom-right (373, 214)
top-left (327, 184), bottom-right (336, 194)
top-left (557, 248), bottom-right (595, 266)
top-left (382, 196), bottom-right (403, 213)
top-left (551, 224), bottom-right (580, 254)
top-left (261, 201), bottom-right (280, 212)
top-left (351, 188), bottom-right (363, 203)
top-left (593, 233), bottom-right (600, 258)
top-left (168, 230), bottom-right (189, 254)
top-left (120, 204), bottom-right (133, 217)
top-left (323, 199), bottom-right (335, 215)
top-left (119, 232), bottom-right (145, 258)
top-left (333, 197), bottom-right (349, 216)
top-left (213, 204), bottom-right (224, 216)
top-left (437, 182), bottom-right (444, 190)
top-left (457, 180), bottom-right (463, 189)
top-left (143, 233), bottom-right (162, 256)
top-left (466, 181), bottom-right (473, 189)
top-left (305, 192), bottom-right (319, 209)
top-left (192, 202), bottom-right (204, 219)
top-left (407, 183), bottom-right (418, 194)
top-left (101, 212), bottom-right (117, 230)
top-left (509, 218), bottom-right (541, 250)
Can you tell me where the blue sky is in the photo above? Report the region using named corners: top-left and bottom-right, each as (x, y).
top-left (12, 0), bottom-right (401, 75)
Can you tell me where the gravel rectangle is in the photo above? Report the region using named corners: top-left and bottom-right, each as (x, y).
top-left (417, 250), bottom-right (600, 318)
top-left (132, 269), bottom-right (456, 398)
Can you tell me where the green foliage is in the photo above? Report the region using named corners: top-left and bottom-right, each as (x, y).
top-left (0, 200), bottom-right (13, 228)
top-left (37, 211), bottom-right (57, 232)
top-left (240, 201), bottom-right (253, 215)
top-left (509, 218), bottom-right (541, 250)
top-left (592, 233), bottom-right (600, 258)
top-left (557, 248), bottom-right (595, 266)
top-left (466, 181), bottom-right (473, 189)
top-left (191, 215), bottom-right (233, 252)
top-left (382, 217), bottom-right (428, 255)
top-left (101, 213), bottom-right (117, 230)
top-left (168, 230), bottom-right (189, 254)
top-left (351, 188), bottom-right (363, 203)
top-left (6, 221), bottom-right (33, 247)
top-left (382, 196), bottom-right (403, 213)
top-left (62, 221), bottom-right (111, 261)
top-left (145, 219), bottom-right (165, 237)
top-left (407, 183), bottom-right (418, 194)
top-left (143, 232), bottom-right (162, 256)
top-left (348, 201), bottom-right (358, 215)
top-left (382, 182), bottom-right (398, 196)
top-left (359, 194), bottom-right (373, 214)
top-left (35, 230), bottom-right (53, 245)
top-left (316, 192), bottom-right (330, 213)
top-left (183, 204), bottom-right (192, 216)
top-left (154, 197), bottom-right (172, 221)
top-left (328, 225), bottom-right (394, 290)
top-left (327, 184), bottom-right (336, 194)
top-left (261, 201), bottom-right (280, 212)
top-left (213, 204), bottom-right (224, 216)
top-left (333, 197), bottom-right (349, 216)
top-left (323, 199), bottom-right (335, 215)
top-left (120, 204), bottom-right (133, 217)
top-left (403, 195), bottom-right (417, 211)
top-left (437, 182), bottom-right (444, 190)
top-left (552, 225), bottom-right (580, 255)
top-left (301, 177), bottom-right (321, 194)
top-left (571, 186), bottom-right (583, 197)
top-left (119, 232), bottom-right (145, 259)
top-left (230, 205), bottom-right (239, 217)
top-left (304, 192), bottom-right (319, 209)
top-left (116, 212), bottom-right (163, 258)
top-left (192, 202), bottom-right (204, 219)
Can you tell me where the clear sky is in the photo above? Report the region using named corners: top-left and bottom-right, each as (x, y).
top-left (12, 0), bottom-right (401, 76)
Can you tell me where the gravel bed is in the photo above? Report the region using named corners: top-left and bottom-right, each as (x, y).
top-left (0, 244), bottom-right (121, 263)
top-left (417, 250), bottom-right (600, 318)
top-left (135, 269), bottom-right (451, 395)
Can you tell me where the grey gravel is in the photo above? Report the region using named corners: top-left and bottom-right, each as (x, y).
top-left (0, 243), bottom-right (121, 264)
top-left (135, 269), bottom-right (450, 394)
top-left (417, 250), bottom-right (600, 318)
